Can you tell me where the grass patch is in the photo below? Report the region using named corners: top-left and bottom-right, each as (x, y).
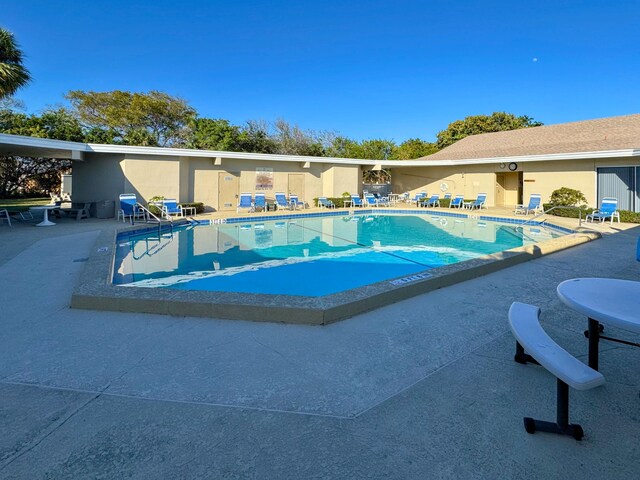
top-left (0, 198), bottom-right (50, 212)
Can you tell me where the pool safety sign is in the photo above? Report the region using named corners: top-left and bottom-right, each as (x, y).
top-left (389, 272), bottom-right (432, 286)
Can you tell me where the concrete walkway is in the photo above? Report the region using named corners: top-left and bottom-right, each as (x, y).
top-left (0, 217), bottom-right (639, 479)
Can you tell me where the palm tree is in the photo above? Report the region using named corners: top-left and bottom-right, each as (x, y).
top-left (0, 28), bottom-right (31, 99)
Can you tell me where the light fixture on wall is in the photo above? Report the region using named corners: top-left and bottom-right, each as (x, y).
top-left (508, 162), bottom-right (518, 171)
top-left (500, 163), bottom-right (506, 169)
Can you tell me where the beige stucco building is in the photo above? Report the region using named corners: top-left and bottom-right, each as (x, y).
top-left (1, 114), bottom-right (639, 212)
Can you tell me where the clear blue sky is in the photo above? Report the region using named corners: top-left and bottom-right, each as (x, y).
top-left (4, 0), bottom-right (640, 142)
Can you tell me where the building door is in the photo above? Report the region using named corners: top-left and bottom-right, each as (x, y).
top-left (218, 172), bottom-right (239, 211)
top-left (597, 167), bottom-right (638, 212)
top-left (495, 174), bottom-right (506, 206)
top-left (288, 174), bottom-right (305, 199)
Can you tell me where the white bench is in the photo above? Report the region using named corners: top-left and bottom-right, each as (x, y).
top-left (509, 302), bottom-right (605, 440)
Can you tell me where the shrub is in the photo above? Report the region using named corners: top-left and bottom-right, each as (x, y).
top-left (618, 210), bottom-right (640, 223)
top-left (542, 203), bottom-right (640, 223)
top-left (148, 195), bottom-right (164, 216)
top-left (313, 197), bottom-right (349, 208)
top-left (181, 202), bottom-right (205, 214)
top-left (542, 203), bottom-right (592, 218)
top-left (549, 187), bottom-right (587, 207)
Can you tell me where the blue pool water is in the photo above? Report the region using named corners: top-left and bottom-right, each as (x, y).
top-left (113, 214), bottom-right (566, 296)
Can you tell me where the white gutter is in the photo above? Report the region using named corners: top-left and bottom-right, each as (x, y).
top-left (1, 132), bottom-right (638, 168)
top-left (382, 148), bottom-right (640, 167)
top-left (0, 133), bottom-right (376, 166)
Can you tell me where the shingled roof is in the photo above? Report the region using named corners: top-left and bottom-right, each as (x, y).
top-left (421, 114), bottom-right (640, 161)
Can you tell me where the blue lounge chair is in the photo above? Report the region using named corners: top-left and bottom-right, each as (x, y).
top-left (254, 193), bottom-right (266, 212)
top-left (450, 195), bottom-right (464, 208)
top-left (237, 193), bottom-right (254, 213)
top-left (465, 193), bottom-right (487, 210)
top-left (318, 197), bottom-right (336, 209)
top-left (443, 193), bottom-right (452, 200)
top-left (162, 198), bottom-right (184, 218)
top-left (515, 194), bottom-right (542, 215)
top-left (364, 194), bottom-right (379, 207)
top-left (423, 194), bottom-right (440, 208)
top-left (290, 194), bottom-right (303, 210)
top-left (350, 194), bottom-right (364, 207)
top-left (376, 195), bottom-right (390, 207)
top-left (275, 192), bottom-right (289, 210)
top-left (586, 197), bottom-right (620, 224)
top-left (411, 192), bottom-right (426, 205)
top-left (118, 193), bottom-right (146, 223)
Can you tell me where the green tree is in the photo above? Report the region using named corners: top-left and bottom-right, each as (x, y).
top-left (187, 118), bottom-right (243, 151)
top-left (271, 119), bottom-right (325, 156)
top-left (325, 136), bottom-right (363, 158)
top-left (436, 112), bottom-right (543, 149)
top-left (0, 29), bottom-right (31, 99)
top-left (65, 90), bottom-right (196, 147)
top-left (394, 138), bottom-right (438, 159)
top-left (237, 120), bottom-right (278, 154)
top-left (0, 108), bottom-right (85, 196)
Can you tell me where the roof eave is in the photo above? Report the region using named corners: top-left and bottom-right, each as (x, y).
top-left (382, 148), bottom-right (640, 167)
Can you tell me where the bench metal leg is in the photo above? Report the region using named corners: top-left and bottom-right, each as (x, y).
top-left (514, 342), bottom-right (540, 365)
top-left (523, 379), bottom-right (584, 440)
top-left (583, 318), bottom-right (601, 371)
top-left (584, 320), bottom-right (640, 367)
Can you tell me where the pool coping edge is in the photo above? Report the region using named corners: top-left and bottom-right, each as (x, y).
top-left (70, 218), bottom-right (601, 325)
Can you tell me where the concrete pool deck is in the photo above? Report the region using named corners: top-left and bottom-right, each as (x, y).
top-left (0, 213), bottom-right (639, 478)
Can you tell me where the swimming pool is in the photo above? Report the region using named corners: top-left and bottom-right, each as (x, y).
top-left (113, 213), bottom-right (567, 297)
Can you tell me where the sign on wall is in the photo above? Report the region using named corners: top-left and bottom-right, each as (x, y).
top-left (256, 167), bottom-right (274, 190)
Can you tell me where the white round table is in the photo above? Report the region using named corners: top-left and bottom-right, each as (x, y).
top-left (30, 205), bottom-right (59, 227)
top-left (557, 278), bottom-right (640, 370)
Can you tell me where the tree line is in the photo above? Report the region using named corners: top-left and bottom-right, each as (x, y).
top-left (0, 27), bottom-right (542, 196)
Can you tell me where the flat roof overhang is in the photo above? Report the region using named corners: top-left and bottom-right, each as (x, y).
top-left (1, 132), bottom-right (639, 167)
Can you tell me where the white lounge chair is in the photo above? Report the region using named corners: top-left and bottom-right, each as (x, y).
top-left (585, 197), bottom-right (620, 224)
top-left (0, 209), bottom-right (11, 227)
top-left (515, 194), bottom-right (542, 215)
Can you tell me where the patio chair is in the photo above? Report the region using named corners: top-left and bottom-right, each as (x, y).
top-left (364, 194), bottom-right (379, 207)
top-left (275, 192), bottom-right (289, 210)
top-left (465, 193), bottom-right (487, 210)
top-left (118, 194), bottom-right (147, 223)
top-left (411, 192), bottom-right (426, 205)
top-left (443, 193), bottom-right (452, 200)
top-left (586, 197), bottom-right (620, 224)
top-left (450, 195), bottom-right (464, 208)
top-left (318, 197), bottom-right (336, 209)
top-left (237, 193), bottom-right (254, 213)
top-left (350, 194), bottom-right (364, 207)
top-left (60, 202), bottom-right (91, 220)
top-left (0, 209), bottom-right (11, 227)
top-left (289, 194), bottom-right (304, 210)
top-left (161, 199), bottom-right (184, 218)
top-left (376, 195), bottom-right (390, 207)
top-left (254, 193), bottom-right (266, 212)
top-left (515, 194), bottom-right (542, 215)
top-left (423, 194), bottom-right (440, 208)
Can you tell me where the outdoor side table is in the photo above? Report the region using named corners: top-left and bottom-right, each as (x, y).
top-left (30, 205), bottom-right (59, 227)
top-left (557, 278), bottom-right (640, 370)
top-left (182, 206), bottom-right (196, 216)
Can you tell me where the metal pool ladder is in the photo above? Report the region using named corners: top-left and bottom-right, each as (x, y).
top-left (516, 205), bottom-right (583, 232)
top-left (134, 202), bottom-right (174, 237)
